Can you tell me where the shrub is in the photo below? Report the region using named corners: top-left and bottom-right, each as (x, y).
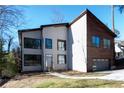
top-left (1, 53), bottom-right (18, 78)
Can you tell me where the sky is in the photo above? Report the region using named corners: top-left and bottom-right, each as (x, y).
top-left (15, 5), bottom-right (124, 43)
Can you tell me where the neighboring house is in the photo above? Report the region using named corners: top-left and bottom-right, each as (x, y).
top-left (115, 40), bottom-right (124, 59)
top-left (18, 9), bottom-right (116, 72)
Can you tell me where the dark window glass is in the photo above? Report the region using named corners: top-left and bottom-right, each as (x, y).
top-left (58, 40), bottom-right (66, 51)
top-left (24, 38), bottom-right (41, 49)
top-left (92, 36), bottom-right (100, 47)
top-left (58, 55), bottom-right (66, 64)
top-left (103, 39), bottom-right (110, 48)
top-left (24, 55), bottom-right (41, 66)
top-left (45, 38), bottom-right (52, 49)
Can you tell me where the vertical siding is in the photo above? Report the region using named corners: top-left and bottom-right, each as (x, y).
top-left (87, 13), bottom-right (115, 72)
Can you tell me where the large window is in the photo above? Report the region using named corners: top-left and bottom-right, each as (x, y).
top-left (92, 36), bottom-right (100, 47)
top-left (45, 38), bottom-right (52, 49)
top-left (24, 38), bottom-right (41, 49)
top-left (24, 54), bottom-right (41, 66)
top-left (57, 55), bottom-right (66, 64)
top-left (103, 39), bottom-right (110, 48)
top-left (57, 40), bottom-right (66, 51)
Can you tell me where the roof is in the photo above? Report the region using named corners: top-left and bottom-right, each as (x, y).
top-left (70, 9), bottom-right (117, 37)
top-left (18, 23), bottom-right (69, 33)
top-left (70, 9), bottom-right (87, 25)
top-left (18, 9), bottom-right (116, 37)
top-left (41, 23), bottom-right (69, 28)
top-left (18, 28), bottom-right (41, 33)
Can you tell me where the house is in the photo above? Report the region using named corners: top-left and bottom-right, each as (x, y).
top-left (18, 9), bottom-right (116, 72)
top-left (115, 40), bottom-right (124, 59)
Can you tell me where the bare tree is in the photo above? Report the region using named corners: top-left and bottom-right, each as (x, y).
top-left (7, 35), bottom-right (14, 53)
top-left (0, 6), bottom-right (23, 37)
top-left (0, 5), bottom-right (23, 52)
top-left (117, 5), bottom-right (124, 14)
top-left (51, 8), bottom-right (66, 23)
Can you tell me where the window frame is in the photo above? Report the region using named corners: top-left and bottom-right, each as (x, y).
top-left (91, 35), bottom-right (100, 48)
top-left (103, 38), bottom-right (111, 48)
top-left (57, 39), bottom-right (66, 51)
top-left (24, 54), bottom-right (41, 66)
top-left (24, 37), bottom-right (41, 49)
top-left (45, 38), bottom-right (52, 49)
top-left (57, 54), bottom-right (66, 64)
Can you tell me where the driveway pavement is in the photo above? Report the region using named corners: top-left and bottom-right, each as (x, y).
top-left (49, 69), bottom-right (124, 81)
top-left (101, 69), bottom-right (124, 81)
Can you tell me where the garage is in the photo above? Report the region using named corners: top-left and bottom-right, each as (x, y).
top-left (92, 59), bottom-right (110, 71)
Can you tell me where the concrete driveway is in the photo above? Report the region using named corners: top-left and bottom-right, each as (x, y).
top-left (100, 69), bottom-right (124, 81)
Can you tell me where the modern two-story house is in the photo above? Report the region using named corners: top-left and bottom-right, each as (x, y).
top-left (18, 9), bottom-right (116, 72)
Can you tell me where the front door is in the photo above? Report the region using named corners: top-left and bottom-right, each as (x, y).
top-left (45, 54), bottom-right (53, 71)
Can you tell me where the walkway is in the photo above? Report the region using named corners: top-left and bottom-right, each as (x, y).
top-left (48, 72), bottom-right (102, 79)
top-left (48, 69), bottom-right (124, 81)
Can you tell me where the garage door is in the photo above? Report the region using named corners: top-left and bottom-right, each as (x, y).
top-left (92, 59), bottom-right (109, 71)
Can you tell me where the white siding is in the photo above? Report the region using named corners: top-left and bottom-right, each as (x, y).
top-left (21, 30), bottom-right (42, 71)
top-left (42, 26), bottom-right (67, 71)
top-left (70, 14), bottom-right (87, 72)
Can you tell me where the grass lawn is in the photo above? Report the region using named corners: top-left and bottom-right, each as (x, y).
top-left (56, 71), bottom-right (110, 77)
top-left (34, 77), bottom-right (124, 88)
top-left (2, 72), bottom-right (124, 88)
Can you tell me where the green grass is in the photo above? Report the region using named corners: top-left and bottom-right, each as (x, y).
top-left (34, 77), bottom-right (124, 88)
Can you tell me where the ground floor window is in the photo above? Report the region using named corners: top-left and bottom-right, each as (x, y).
top-left (57, 54), bottom-right (66, 64)
top-left (24, 54), bottom-right (41, 66)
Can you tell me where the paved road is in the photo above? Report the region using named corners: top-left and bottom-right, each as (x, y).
top-left (49, 69), bottom-right (124, 81)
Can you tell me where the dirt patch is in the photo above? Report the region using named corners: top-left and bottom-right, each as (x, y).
top-left (1, 72), bottom-right (55, 88)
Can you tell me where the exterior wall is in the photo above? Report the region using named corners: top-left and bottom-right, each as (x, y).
top-left (87, 13), bottom-right (115, 72)
top-left (21, 30), bottom-right (42, 71)
top-left (42, 26), bottom-right (68, 71)
top-left (69, 14), bottom-right (87, 72)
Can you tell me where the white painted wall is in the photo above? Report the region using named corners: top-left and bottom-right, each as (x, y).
top-left (70, 14), bottom-right (87, 72)
top-left (42, 26), bottom-right (68, 71)
top-left (21, 30), bottom-right (42, 71)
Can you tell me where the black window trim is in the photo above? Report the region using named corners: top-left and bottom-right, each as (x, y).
top-left (45, 38), bottom-right (52, 49)
top-left (57, 54), bottom-right (66, 64)
top-left (57, 39), bottom-right (66, 51)
top-left (24, 37), bottom-right (41, 49)
top-left (24, 54), bottom-right (42, 66)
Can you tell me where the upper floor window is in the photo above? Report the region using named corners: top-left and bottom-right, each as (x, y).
top-left (103, 39), bottom-right (110, 48)
top-left (24, 38), bottom-right (41, 49)
top-left (92, 36), bottom-right (100, 47)
top-left (45, 38), bottom-right (52, 49)
top-left (57, 40), bottom-right (66, 51)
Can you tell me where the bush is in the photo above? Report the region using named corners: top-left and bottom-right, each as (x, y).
top-left (1, 53), bottom-right (18, 78)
